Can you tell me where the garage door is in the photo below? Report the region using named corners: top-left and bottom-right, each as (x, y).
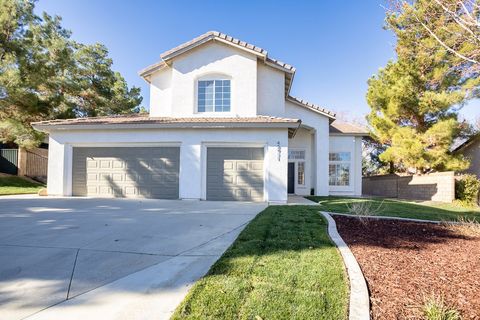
top-left (72, 147), bottom-right (179, 199)
top-left (207, 147), bottom-right (264, 201)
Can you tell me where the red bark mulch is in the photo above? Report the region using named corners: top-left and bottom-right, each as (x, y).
top-left (333, 215), bottom-right (480, 320)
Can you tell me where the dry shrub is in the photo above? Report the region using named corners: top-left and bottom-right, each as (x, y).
top-left (345, 199), bottom-right (385, 225)
top-left (442, 216), bottom-right (480, 237)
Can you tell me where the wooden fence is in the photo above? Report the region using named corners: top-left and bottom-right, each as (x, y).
top-left (0, 148), bottom-right (48, 183)
top-left (24, 149), bottom-right (48, 183)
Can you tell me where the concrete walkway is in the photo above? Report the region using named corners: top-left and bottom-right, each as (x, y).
top-left (285, 195), bottom-right (318, 205)
top-left (0, 196), bottom-right (266, 320)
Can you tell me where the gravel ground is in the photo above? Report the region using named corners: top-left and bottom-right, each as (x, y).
top-left (334, 215), bottom-right (480, 320)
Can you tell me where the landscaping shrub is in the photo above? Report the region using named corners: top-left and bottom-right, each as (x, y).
top-left (422, 295), bottom-right (461, 320)
top-left (455, 174), bottom-right (480, 207)
top-left (345, 199), bottom-right (385, 225)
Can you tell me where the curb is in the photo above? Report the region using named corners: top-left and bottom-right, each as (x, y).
top-left (320, 211), bottom-right (370, 320)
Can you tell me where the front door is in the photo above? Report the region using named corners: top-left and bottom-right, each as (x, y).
top-left (288, 162), bottom-right (295, 194)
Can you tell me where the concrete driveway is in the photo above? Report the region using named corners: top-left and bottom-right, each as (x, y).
top-left (0, 196), bottom-right (266, 320)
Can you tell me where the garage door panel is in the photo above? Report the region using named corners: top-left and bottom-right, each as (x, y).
top-left (73, 147), bottom-right (179, 199)
top-left (207, 147), bottom-right (264, 201)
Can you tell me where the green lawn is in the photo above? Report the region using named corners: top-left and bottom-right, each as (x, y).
top-left (172, 206), bottom-right (348, 320)
top-left (306, 196), bottom-right (480, 222)
top-left (0, 176), bottom-right (44, 195)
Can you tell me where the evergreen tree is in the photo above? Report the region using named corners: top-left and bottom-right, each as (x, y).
top-left (367, 0), bottom-right (476, 173)
top-left (0, 0), bottom-right (142, 148)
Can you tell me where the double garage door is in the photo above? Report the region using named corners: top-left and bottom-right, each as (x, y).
top-left (72, 147), bottom-right (180, 199)
top-left (72, 146), bottom-right (264, 201)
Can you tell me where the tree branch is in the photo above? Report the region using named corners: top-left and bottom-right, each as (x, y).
top-left (410, 5), bottom-right (480, 64)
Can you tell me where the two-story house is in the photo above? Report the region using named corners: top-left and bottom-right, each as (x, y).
top-left (32, 31), bottom-right (367, 203)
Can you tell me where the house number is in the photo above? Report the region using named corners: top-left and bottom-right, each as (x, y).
top-left (277, 141), bottom-right (281, 161)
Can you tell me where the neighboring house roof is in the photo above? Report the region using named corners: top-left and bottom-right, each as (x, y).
top-left (138, 31), bottom-right (336, 118)
top-left (31, 114), bottom-right (302, 137)
top-left (329, 121), bottom-right (369, 136)
top-left (451, 134), bottom-right (479, 153)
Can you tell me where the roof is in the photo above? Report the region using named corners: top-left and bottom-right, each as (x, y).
top-left (31, 115), bottom-right (301, 137)
top-left (329, 121), bottom-right (369, 136)
top-left (286, 96), bottom-right (336, 120)
top-left (139, 31), bottom-right (295, 78)
top-left (138, 31), bottom-right (297, 97)
top-left (452, 134), bottom-right (479, 152)
top-left (138, 30), bottom-right (337, 120)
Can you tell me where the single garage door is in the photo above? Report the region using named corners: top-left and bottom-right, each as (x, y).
top-left (207, 147), bottom-right (264, 201)
top-left (72, 147), bottom-right (179, 199)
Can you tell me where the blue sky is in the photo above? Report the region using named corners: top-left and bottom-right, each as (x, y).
top-left (35, 0), bottom-right (478, 123)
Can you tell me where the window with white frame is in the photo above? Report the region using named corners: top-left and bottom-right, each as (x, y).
top-left (289, 150), bottom-right (306, 186)
top-left (329, 152), bottom-right (351, 186)
top-left (197, 80), bottom-right (231, 112)
top-left (297, 162), bottom-right (305, 185)
top-left (288, 150), bottom-right (305, 160)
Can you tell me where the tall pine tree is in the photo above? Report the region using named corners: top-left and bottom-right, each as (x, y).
top-left (367, 0), bottom-right (476, 173)
top-left (0, 0), bottom-right (142, 148)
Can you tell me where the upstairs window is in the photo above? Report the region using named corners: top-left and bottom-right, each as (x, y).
top-left (198, 80), bottom-right (231, 112)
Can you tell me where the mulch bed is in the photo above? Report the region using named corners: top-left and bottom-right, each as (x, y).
top-left (333, 215), bottom-right (480, 320)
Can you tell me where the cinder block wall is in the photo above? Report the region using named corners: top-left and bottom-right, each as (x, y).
top-left (362, 172), bottom-right (455, 203)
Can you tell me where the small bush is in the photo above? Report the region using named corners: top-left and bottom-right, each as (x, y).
top-left (345, 199), bottom-right (384, 225)
top-left (422, 295), bottom-right (461, 320)
top-left (455, 174), bottom-right (480, 207)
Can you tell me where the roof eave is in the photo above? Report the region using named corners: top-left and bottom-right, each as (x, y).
top-left (32, 121), bottom-right (301, 133)
top-left (286, 97), bottom-right (336, 120)
top-left (329, 132), bottom-right (370, 137)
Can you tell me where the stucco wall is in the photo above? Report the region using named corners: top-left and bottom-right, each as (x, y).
top-left (47, 128), bottom-right (289, 203)
top-left (329, 135), bottom-right (363, 196)
top-left (149, 68), bottom-right (172, 117)
top-left (362, 172), bottom-right (455, 203)
top-left (256, 62), bottom-right (285, 117)
top-left (149, 42), bottom-right (258, 118)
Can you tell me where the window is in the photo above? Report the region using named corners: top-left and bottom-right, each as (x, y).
top-left (329, 152), bottom-right (350, 161)
top-left (297, 162), bottom-right (305, 185)
top-left (198, 80), bottom-right (230, 112)
top-left (288, 150), bottom-right (305, 160)
top-left (329, 152), bottom-right (351, 186)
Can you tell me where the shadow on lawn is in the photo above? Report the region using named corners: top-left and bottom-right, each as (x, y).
top-left (333, 215), bottom-right (475, 250)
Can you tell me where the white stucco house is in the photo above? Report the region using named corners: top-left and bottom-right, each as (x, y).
top-left (32, 31), bottom-right (367, 203)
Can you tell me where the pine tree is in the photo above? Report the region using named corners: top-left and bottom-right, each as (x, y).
top-left (0, 0), bottom-right (143, 148)
top-left (367, 0), bottom-right (476, 173)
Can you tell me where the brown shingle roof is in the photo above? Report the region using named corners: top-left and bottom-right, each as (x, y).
top-left (32, 114), bottom-right (300, 127)
top-left (329, 121), bottom-right (369, 136)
